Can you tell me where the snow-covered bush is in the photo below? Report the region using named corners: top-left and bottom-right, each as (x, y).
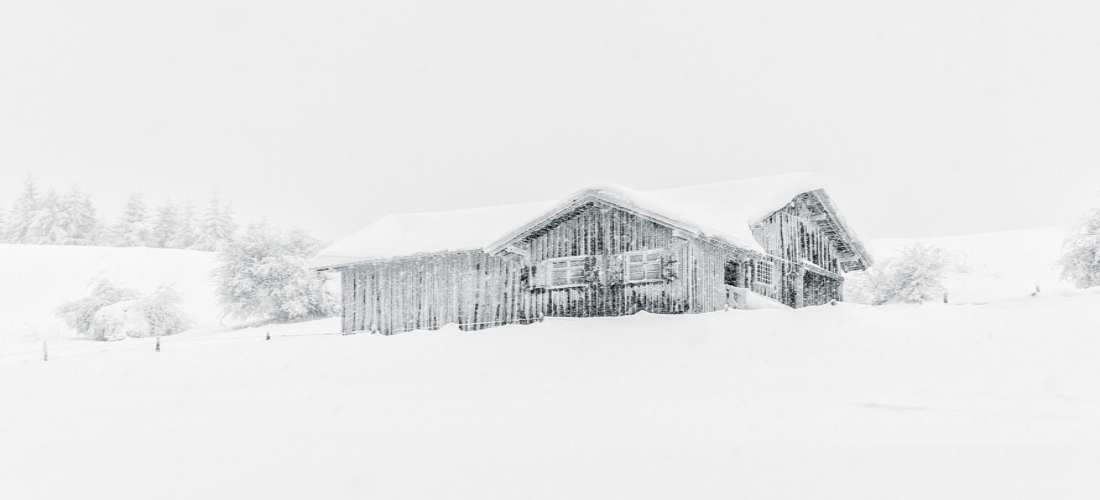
top-left (214, 224), bottom-right (338, 323)
top-left (58, 281), bottom-right (192, 340)
top-left (1059, 205), bottom-right (1100, 289)
top-left (845, 243), bottom-right (949, 305)
top-left (140, 285), bottom-right (193, 337)
top-left (90, 300), bottom-right (150, 341)
top-left (57, 280), bottom-right (140, 336)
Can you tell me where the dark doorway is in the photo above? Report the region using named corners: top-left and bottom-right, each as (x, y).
top-left (724, 261), bottom-right (741, 287)
top-left (803, 271), bottom-right (841, 306)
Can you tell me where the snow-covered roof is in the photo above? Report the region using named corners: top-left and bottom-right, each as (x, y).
top-left (486, 173), bottom-right (825, 257)
top-left (311, 200), bottom-right (557, 270)
top-left (314, 173), bottom-right (870, 269)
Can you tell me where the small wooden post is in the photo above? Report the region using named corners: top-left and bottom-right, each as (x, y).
top-left (155, 337), bottom-right (161, 352)
top-left (43, 340), bottom-right (48, 362)
top-left (266, 331), bottom-right (271, 341)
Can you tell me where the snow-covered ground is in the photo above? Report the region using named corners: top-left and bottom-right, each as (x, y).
top-left (2, 229), bottom-right (1099, 499)
top-left (3, 296), bottom-right (1100, 499)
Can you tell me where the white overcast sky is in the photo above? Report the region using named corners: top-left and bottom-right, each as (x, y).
top-left (2, 0), bottom-right (1098, 242)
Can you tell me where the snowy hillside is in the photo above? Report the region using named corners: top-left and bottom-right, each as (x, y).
top-left (868, 227), bottom-right (1068, 303)
top-left (2, 293), bottom-right (1100, 499)
top-left (0, 244), bottom-right (220, 344)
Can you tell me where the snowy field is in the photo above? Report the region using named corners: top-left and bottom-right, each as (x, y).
top-left (2, 229), bottom-right (1100, 499)
top-left (3, 297), bottom-right (1100, 499)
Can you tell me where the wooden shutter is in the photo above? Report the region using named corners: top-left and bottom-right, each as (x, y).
top-left (607, 254), bottom-right (624, 285)
top-left (661, 250), bottom-right (678, 281)
top-left (584, 256), bottom-right (599, 284)
top-left (533, 261), bottom-right (548, 289)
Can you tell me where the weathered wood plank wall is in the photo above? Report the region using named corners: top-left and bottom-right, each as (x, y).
top-left (754, 205), bottom-right (841, 273)
top-left (341, 251), bottom-right (534, 335)
top-left (750, 196), bottom-right (845, 306)
top-left (525, 202), bottom-right (693, 317)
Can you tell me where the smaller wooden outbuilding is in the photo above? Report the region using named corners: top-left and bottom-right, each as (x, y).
top-left (314, 173), bottom-right (872, 335)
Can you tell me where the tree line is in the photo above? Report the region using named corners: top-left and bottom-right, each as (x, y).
top-left (0, 177), bottom-right (237, 251)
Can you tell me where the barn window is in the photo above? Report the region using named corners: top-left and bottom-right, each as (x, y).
top-left (546, 256), bottom-right (588, 288)
top-left (624, 250), bottom-right (663, 283)
top-left (755, 260), bottom-right (774, 285)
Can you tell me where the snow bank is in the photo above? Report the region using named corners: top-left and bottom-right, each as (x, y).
top-left (744, 289), bottom-right (791, 309)
top-left (3, 292), bottom-right (1100, 499)
top-left (0, 244), bottom-right (219, 343)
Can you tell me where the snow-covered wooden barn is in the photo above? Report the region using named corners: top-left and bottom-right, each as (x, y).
top-left (313, 173), bottom-right (872, 335)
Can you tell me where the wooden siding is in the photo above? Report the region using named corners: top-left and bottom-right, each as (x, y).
top-left (525, 202), bottom-right (693, 317)
top-left (341, 251), bottom-right (535, 335)
top-left (754, 200), bottom-right (842, 274)
top-left (749, 195), bottom-right (845, 307)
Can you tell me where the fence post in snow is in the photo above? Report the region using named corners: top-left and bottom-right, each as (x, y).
top-left (155, 337), bottom-right (160, 352)
top-left (266, 331), bottom-right (271, 341)
top-left (43, 340), bottom-right (48, 362)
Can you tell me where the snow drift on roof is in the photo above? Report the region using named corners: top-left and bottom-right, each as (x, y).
top-left (312, 200), bottom-right (557, 269)
top-left (314, 173), bottom-right (825, 268)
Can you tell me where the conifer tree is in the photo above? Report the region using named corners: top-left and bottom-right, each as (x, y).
top-left (52, 190), bottom-right (77, 244)
top-left (5, 177), bottom-right (40, 243)
top-left (172, 202), bottom-right (199, 249)
top-left (194, 194), bottom-right (237, 251)
top-left (112, 194), bottom-right (153, 247)
top-left (63, 187), bottom-right (100, 245)
top-left (52, 187), bottom-right (95, 245)
top-left (34, 190), bottom-right (65, 244)
top-left (151, 201), bottom-right (181, 248)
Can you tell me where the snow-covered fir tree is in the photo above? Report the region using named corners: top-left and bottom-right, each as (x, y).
top-left (59, 187), bottom-right (101, 245)
top-left (194, 194), bottom-right (237, 251)
top-left (171, 202), bottom-right (199, 249)
top-left (214, 223), bottom-right (337, 323)
top-left (5, 177), bottom-right (40, 243)
top-left (52, 189), bottom-right (78, 244)
top-left (111, 193), bottom-right (154, 247)
top-left (34, 190), bottom-right (66, 244)
top-left (151, 201), bottom-right (181, 248)
top-left (1060, 202), bottom-right (1100, 289)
